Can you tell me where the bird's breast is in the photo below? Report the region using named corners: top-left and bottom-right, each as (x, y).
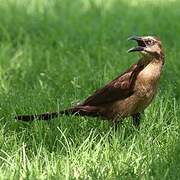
top-left (132, 60), bottom-right (163, 112)
top-left (135, 60), bottom-right (163, 94)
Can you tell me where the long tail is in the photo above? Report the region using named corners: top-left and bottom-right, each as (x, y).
top-left (15, 106), bottom-right (99, 122)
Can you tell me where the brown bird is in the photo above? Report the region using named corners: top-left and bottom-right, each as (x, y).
top-left (16, 36), bottom-right (164, 128)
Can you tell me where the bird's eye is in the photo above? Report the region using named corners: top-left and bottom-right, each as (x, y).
top-left (146, 40), bottom-right (153, 45)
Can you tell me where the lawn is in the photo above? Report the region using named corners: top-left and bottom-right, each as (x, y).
top-left (0, 0), bottom-right (180, 179)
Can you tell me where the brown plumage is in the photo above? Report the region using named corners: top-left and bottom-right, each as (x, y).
top-left (16, 36), bottom-right (164, 127)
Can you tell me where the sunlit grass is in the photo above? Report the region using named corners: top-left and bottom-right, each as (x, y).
top-left (0, 0), bottom-right (180, 179)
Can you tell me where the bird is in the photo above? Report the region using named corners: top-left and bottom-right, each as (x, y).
top-left (16, 36), bottom-right (164, 128)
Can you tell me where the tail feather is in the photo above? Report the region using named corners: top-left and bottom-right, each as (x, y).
top-left (15, 112), bottom-right (60, 121)
top-left (15, 106), bottom-right (100, 122)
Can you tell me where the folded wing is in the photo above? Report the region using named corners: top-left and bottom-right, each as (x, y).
top-left (81, 64), bottom-right (141, 106)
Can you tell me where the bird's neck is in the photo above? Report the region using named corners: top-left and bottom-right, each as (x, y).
top-left (138, 53), bottom-right (164, 68)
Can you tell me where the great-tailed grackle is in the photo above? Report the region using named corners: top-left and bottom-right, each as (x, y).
top-left (16, 36), bottom-right (164, 127)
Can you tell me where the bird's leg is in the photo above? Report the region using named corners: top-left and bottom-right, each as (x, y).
top-left (132, 113), bottom-right (141, 128)
top-left (111, 116), bottom-right (122, 131)
top-left (113, 121), bottom-right (120, 131)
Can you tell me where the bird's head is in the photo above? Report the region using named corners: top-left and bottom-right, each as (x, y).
top-left (128, 36), bottom-right (163, 59)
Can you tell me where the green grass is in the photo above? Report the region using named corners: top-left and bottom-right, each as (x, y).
top-left (0, 0), bottom-right (180, 179)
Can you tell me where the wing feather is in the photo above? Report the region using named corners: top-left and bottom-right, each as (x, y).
top-left (81, 64), bottom-right (140, 106)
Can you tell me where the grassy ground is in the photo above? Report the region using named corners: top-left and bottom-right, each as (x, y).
top-left (0, 0), bottom-right (180, 179)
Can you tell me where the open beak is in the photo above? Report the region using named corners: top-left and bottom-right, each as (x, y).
top-left (127, 36), bottom-right (146, 53)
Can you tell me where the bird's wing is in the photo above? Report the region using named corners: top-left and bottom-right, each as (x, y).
top-left (81, 64), bottom-right (140, 106)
